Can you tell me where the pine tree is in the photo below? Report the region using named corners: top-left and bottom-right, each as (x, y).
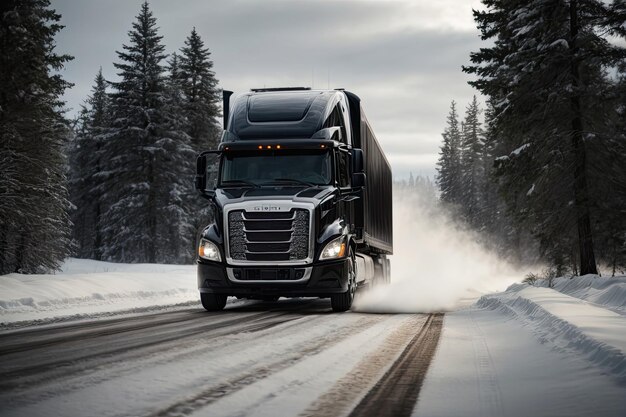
top-left (458, 96), bottom-right (484, 225)
top-left (179, 27), bottom-right (221, 151)
top-left (0, 0), bottom-right (73, 274)
top-left (480, 99), bottom-right (535, 262)
top-left (477, 100), bottom-right (498, 234)
top-left (419, 176), bottom-right (438, 204)
top-left (68, 68), bottom-right (110, 259)
top-left (100, 2), bottom-right (169, 263)
top-left (99, 3), bottom-right (200, 264)
top-left (588, 55), bottom-right (626, 275)
top-left (157, 53), bottom-right (196, 262)
top-left (68, 107), bottom-right (90, 256)
top-left (464, 0), bottom-right (626, 275)
top-left (436, 101), bottom-right (463, 207)
top-left (179, 28), bottom-right (222, 241)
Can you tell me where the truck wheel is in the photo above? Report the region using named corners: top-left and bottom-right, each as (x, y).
top-left (200, 293), bottom-right (227, 311)
top-left (331, 252), bottom-right (356, 312)
top-left (373, 255), bottom-right (385, 287)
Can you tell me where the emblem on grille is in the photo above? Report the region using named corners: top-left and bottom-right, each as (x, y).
top-left (251, 205), bottom-right (282, 211)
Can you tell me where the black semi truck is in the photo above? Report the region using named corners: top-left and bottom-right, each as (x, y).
top-left (194, 87), bottom-right (392, 312)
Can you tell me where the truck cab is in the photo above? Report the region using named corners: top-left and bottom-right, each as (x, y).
top-left (195, 88), bottom-right (392, 312)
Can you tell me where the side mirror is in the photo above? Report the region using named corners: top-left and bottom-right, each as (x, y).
top-left (352, 172), bottom-right (366, 188)
top-left (351, 148), bottom-right (365, 189)
top-left (195, 151), bottom-right (221, 198)
top-left (195, 155), bottom-right (207, 191)
top-left (352, 148), bottom-right (364, 173)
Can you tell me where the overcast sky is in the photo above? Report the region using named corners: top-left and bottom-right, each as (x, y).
top-left (53, 0), bottom-right (484, 179)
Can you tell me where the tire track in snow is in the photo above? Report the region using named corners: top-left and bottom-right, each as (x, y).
top-left (0, 300), bottom-right (203, 333)
top-left (301, 313), bottom-right (443, 417)
top-left (348, 313), bottom-right (443, 417)
top-left (145, 314), bottom-right (387, 417)
top-left (0, 298), bottom-right (319, 355)
top-left (0, 301), bottom-right (321, 393)
top-left (0, 313), bottom-right (304, 400)
top-left (0, 309), bottom-right (235, 355)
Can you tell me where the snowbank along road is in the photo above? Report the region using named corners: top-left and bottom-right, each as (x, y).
top-left (0, 298), bottom-right (442, 417)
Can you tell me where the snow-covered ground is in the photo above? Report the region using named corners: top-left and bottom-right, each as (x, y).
top-left (415, 275), bottom-right (626, 417)
top-left (0, 258), bottom-right (199, 325)
top-left (2, 259), bottom-right (625, 416)
top-left (535, 274), bottom-right (626, 313)
top-left (478, 280), bottom-right (626, 381)
top-left (415, 307), bottom-right (626, 417)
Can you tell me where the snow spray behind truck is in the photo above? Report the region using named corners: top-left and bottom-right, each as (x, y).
top-left (194, 88), bottom-right (392, 312)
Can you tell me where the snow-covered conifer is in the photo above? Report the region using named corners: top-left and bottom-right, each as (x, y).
top-left (0, 0), bottom-right (73, 274)
top-left (179, 29), bottom-right (222, 240)
top-left (436, 101), bottom-right (463, 208)
top-left (68, 69), bottom-right (110, 260)
top-left (458, 96), bottom-right (484, 225)
top-left (100, 2), bottom-right (169, 263)
top-left (465, 0), bottom-right (626, 274)
top-left (155, 53), bottom-right (196, 263)
top-left (179, 28), bottom-right (221, 152)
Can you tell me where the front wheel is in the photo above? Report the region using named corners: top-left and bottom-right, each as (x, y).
top-left (200, 293), bottom-right (227, 311)
top-left (331, 252), bottom-right (356, 312)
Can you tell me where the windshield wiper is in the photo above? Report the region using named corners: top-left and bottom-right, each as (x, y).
top-left (221, 179), bottom-right (260, 188)
top-left (269, 178), bottom-right (316, 187)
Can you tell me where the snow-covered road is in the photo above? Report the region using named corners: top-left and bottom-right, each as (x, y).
top-left (1, 259), bottom-right (625, 417)
top-left (4, 293), bottom-right (623, 417)
top-left (415, 307), bottom-right (626, 417)
top-left (0, 299), bottom-right (441, 417)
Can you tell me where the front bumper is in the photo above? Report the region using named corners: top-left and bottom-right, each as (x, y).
top-left (197, 258), bottom-right (349, 298)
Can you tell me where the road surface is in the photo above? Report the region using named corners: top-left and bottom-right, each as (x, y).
top-left (0, 298), bottom-right (442, 417)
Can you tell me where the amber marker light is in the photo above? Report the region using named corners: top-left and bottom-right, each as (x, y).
top-left (321, 144), bottom-right (326, 148)
top-left (338, 242), bottom-right (346, 257)
top-left (266, 145), bottom-right (272, 149)
top-left (276, 145), bottom-right (281, 149)
top-left (320, 236), bottom-right (347, 260)
top-left (198, 239), bottom-right (221, 262)
top-left (258, 145), bottom-right (263, 150)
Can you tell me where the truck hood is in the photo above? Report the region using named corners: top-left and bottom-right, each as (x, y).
top-left (213, 185), bottom-right (335, 208)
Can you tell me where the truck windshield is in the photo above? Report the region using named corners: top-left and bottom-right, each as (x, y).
top-left (221, 150), bottom-right (332, 186)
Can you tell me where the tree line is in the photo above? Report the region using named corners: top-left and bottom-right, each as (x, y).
top-left (1, 1), bottom-right (220, 274)
top-left (3, 0), bottom-right (624, 277)
top-left (69, 2), bottom-right (220, 264)
top-left (437, 0), bottom-right (626, 276)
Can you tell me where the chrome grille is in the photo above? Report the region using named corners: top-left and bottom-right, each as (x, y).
top-left (228, 209), bottom-right (310, 262)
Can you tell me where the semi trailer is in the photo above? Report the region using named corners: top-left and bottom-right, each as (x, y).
top-left (194, 87), bottom-right (392, 312)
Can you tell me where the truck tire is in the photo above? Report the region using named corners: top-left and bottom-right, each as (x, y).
top-left (201, 293), bottom-right (227, 311)
top-left (373, 257), bottom-right (383, 287)
top-left (331, 252), bottom-right (356, 312)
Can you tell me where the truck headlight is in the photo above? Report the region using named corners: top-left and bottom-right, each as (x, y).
top-left (320, 236), bottom-right (347, 260)
top-left (198, 239), bottom-right (221, 262)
